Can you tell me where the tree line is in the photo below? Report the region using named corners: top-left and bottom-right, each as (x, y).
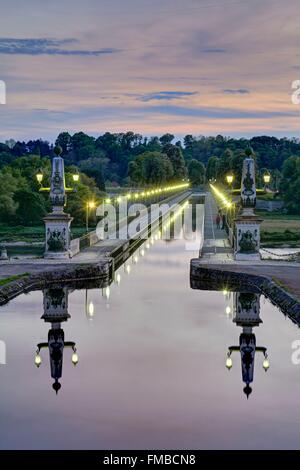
top-left (0, 132), bottom-right (300, 227)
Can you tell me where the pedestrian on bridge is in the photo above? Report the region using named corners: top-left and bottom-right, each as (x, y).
top-left (216, 214), bottom-right (221, 229)
top-left (221, 214), bottom-right (226, 230)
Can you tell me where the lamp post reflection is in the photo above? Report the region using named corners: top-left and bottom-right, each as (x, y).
top-left (35, 287), bottom-right (78, 394)
top-left (85, 289), bottom-right (95, 319)
top-left (226, 292), bottom-right (269, 398)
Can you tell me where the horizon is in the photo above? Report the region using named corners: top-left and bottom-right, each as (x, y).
top-left (3, 131), bottom-right (300, 146)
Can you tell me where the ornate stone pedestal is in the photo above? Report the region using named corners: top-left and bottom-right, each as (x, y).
top-left (42, 146), bottom-right (74, 259)
top-left (233, 292), bottom-right (262, 326)
top-left (44, 212), bottom-right (73, 259)
top-left (235, 215), bottom-right (263, 261)
top-left (42, 287), bottom-right (70, 321)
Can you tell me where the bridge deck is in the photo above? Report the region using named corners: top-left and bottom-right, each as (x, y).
top-left (202, 192), bottom-right (233, 260)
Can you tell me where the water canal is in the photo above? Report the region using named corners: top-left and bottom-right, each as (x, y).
top-left (0, 201), bottom-right (300, 449)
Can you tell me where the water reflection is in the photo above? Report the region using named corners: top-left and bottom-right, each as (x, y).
top-left (35, 287), bottom-right (78, 394)
top-left (2, 201), bottom-right (300, 448)
top-left (226, 292), bottom-right (269, 398)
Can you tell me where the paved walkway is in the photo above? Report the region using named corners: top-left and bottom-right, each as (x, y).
top-left (202, 192), bottom-right (233, 260)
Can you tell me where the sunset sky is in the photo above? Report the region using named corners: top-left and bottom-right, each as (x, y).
top-left (1, 0), bottom-right (300, 141)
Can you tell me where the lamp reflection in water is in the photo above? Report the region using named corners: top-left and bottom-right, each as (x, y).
top-left (226, 292), bottom-right (269, 398)
top-left (35, 287), bottom-right (78, 394)
top-left (222, 289), bottom-right (233, 318)
top-left (85, 289), bottom-right (95, 319)
top-left (115, 272), bottom-right (121, 285)
top-left (102, 286), bottom-right (110, 300)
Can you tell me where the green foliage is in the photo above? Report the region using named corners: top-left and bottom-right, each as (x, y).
top-left (280, 156), bottom-right (300, 214)
top-left (159, 133), bottom-right (174, 147)
top-left (261, 229), bottom-right (300, 245)
top-left (66, 173), bottom-right (104, 226)
top-left (206, 156), bottom-right (219, 180)
top-left (128, 151), bottom-right (174, 185)
top-left (14, 190), bottom-right (47, 225)
top-left (78, 158), bottom-right (105, 190)
top-left (0, 274), bottom-right (29, 287)
top-left (188, 159), bottom-right (206, 186)
top-left (0, 168), bottom-right (26, 220)
top-left (0, 154), bottom-right (102, 228)
top-left (164, 144), bottom-right (187, 180)
top-left (2, 131), bottom-right (300, 228)
top-left (216, 148), bottom-right (233, 182)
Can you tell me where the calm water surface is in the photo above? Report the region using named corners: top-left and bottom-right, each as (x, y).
top-left (0, 230), bottom-right (300, 449)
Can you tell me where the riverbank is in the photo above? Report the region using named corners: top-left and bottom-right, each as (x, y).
top-left (190, 260), bottom-right (300, 324)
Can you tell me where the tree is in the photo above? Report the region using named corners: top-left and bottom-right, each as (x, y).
top-left (159, 133), bottom-right (174, 147)
top-left (55, 132), bottom-right (72, 156)
top-left (128, 151), bottom-right (174, 185)
top-left (0, 169), bottom-right (27, 221)
top-left (206, 156), bottom-right (219, 181)
top-left (66, 173), bottom-right (103, 226)
top-left (78, 158), bottom-right (105, 191)
top-left (230, 151), bottom-right (246, 187)
top-left (188, 160), bottom-right (206, 186)
top-left (217, 148), bottom-right (233, 182)
top-left (164, 145), bottom-right (187, 180)
top-left (280, 156), bottom-right (300, 213)
top-left (142, 153), bottom-right (173, 184)
top-left (70, 132), bottom-right (96, 162)
top-left (14, 190), bottom-right (47, 225)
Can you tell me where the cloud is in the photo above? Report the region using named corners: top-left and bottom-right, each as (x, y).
top-left (200, 48), bottom-right (227, 53)
top-left (0, 38), bottom-right (121, 56)
top-left (137, 104), bottom-right (294, 120)
top-left (139, 91), bottom-right (198, 102)
top-left (223, 88), bottom-right (250, 94)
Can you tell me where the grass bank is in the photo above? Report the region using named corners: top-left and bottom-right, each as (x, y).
top-left (0, 224), bottom-right (90, 243)
top-left (257, 211), bottom-right (300, 247)
top-left (0, 273), bottom-right (29, 287)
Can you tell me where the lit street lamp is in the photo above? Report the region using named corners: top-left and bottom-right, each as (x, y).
top-left (72, 169), bottom-right (80, 184)
top-left (263, 173), bottom-right (271, 190)
top-left (36, 168), bottom-right (44, 186)
top-left (226, 174), bottom-right (234, 192)
top-left (86, 200), bottom-right (96, 233)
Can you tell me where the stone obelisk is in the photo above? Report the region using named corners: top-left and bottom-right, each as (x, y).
top-left (234, 157), bottom-right (262, 261)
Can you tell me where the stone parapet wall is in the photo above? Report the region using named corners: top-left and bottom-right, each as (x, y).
top-left (190, 261), bottom-right (300, 324)
top-left (0, 259), bottom-right (113, 306)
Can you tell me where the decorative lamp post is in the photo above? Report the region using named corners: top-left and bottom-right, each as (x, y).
top-left (38, 146), bottom-right (79, 259)
top-left (234, 157), bottom-right (263, 261)
top-left (34, 287), bottom-right (78, 393)
top-left (225, 292), bottom-right (269, 398)
top-left (72, 169), bottom-right (80, 184)
top-left (86, 200), bottom-right (96, 233)
top-left (226, 173), bottom-right (234, 192)
top-left (263, 173), bottom-right (271, 191)
top-left (36, 168), bottom-right (44, 186)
